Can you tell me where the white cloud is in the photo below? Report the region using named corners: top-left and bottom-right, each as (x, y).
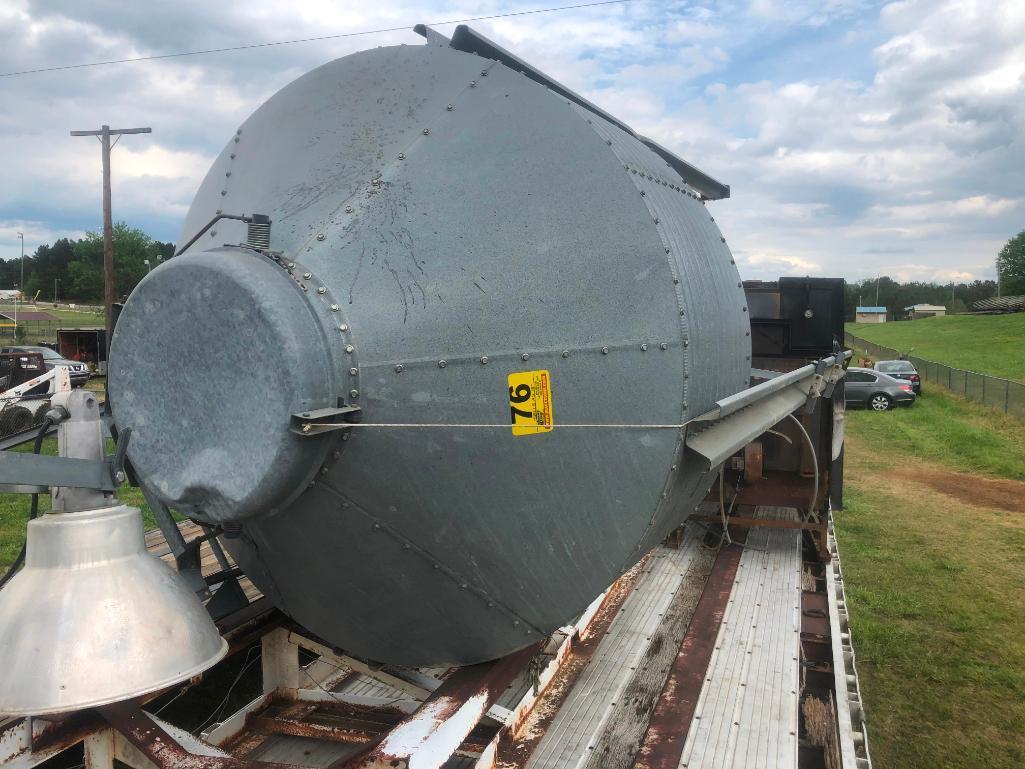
top-left (0, 0), bottom-right (1021, 286)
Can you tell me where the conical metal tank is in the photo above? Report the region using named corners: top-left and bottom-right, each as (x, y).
top-left (109, 32), bottom-right (751, 666)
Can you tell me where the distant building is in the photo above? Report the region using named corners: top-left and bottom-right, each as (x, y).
top-left (0, 290), bottom-right (21, 302)
top-left (855, 306), bottom-right (887, 324)
top-left (904, 303), bottom-right (947, 320)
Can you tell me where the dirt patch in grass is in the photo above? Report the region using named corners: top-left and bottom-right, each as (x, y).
top-left (891, 466), bottom-right (1025, 514)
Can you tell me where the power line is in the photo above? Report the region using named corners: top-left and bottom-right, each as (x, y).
top-left (1, 0), bottom-right (636, 78)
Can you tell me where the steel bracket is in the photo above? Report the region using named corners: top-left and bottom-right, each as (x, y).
top-left (290, 406), bottom-right (362, 436)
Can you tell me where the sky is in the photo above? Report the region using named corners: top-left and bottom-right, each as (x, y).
top-left (0, 0), bottom-right (1022, 284)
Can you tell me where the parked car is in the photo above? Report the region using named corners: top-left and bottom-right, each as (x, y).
top-left (844, 367), bottom-right (916, 411)
top-left (0, 346), bottom-right (89, 387)
top-left (873, 359), bottom-right (922, 394)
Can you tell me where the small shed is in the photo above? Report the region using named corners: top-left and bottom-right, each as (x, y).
top-left (904, 303), bottom-right (946, 320)
top-left (855, 306), bottom-right (887, 324)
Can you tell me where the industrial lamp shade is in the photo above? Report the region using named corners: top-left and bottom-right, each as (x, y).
top-left (0, 505), bottom-right (227, 715)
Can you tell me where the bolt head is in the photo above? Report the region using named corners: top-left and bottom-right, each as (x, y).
top-left (601, 346), bottom-right (609, 354)
top-left (660, 342), bottom-right (668, 350)
top-left (394, 364), bottom-right (404, 373)
top-left (349, 367), bottom-right (358, 375)
top-left (562, 350), bottom-right (570, 358)
top-left (316, 233), bottom-right (326, 241)
top-left (438, 359), bottom-right (447, 368)
top-left (641, 344), bottom-right (648, 351)
top-left (288, 262), bottom-right (296, 269)
top-left (398, 152), bottom-right (405, 159)
top-left (303, 271), bottom-right (312, 279)
top-left (317, 286), bottom-right (326, 294)
top-left (345, 345), bottom-right (354, 353)
top-left (521, 353), bottom-right (530, 361)
top-left (480, 356), bottom-right (489, 365)
top-left (349, 389), bottom-right (359, 399)
top-left (339, 324), bottom-right (348, 331)
top-left (470, 80), bottom-right (477, 87)
top-left (345, 205), bottom-right (353, 213)
top-left (422, 128), bottom-right (430, 135)
top-left (331, 303), bottom-right (339, 311)
top-left (446, 104), bottom-right (454, 111)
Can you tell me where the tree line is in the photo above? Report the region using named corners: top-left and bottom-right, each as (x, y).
top-left (0, 223), bottom-right (174, 303)
top-left (843, 276), bottom-right (999, 320)
top-left (2, 224), bottom-right (1022, 314)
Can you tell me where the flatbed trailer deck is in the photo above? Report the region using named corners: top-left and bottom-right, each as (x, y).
top-left (1, 506), bottom-right (871, 769)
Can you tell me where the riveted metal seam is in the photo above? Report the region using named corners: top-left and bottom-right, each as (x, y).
top-left (316, 480), bottom-right (547, 637)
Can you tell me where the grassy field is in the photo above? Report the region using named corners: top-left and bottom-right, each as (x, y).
top-left (845, 313), bottom-right (1025, 381)
top-left (837, 387), bottom-right (1025, 768)
top-left (0, 302), bottom-right (104, 345)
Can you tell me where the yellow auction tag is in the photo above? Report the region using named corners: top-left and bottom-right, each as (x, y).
top-left (507, 370), bottom-right (554, 436)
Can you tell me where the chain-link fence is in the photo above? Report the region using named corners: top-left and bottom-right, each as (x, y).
top-left (845, 331), bottom-right (1025, 419)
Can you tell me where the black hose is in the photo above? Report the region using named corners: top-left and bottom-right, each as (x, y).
top-left (0, 418), bottom-right (53, 590)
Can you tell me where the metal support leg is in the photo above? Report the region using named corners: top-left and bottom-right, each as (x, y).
top-left (83, 731), bottom-right (115, 769)
top-left (261, 627), bottom-right (300, 698)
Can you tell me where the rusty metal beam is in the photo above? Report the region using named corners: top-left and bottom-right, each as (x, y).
top-left (334, 642), bottom-right (540, 769)
top-left (691, 514), bottom-right (827, 532)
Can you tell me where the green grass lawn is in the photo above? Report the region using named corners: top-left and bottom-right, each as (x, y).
top-left (845, 313), bottom-right (1025, 381)
top-left (838, 386), bottom-right (1025, 768)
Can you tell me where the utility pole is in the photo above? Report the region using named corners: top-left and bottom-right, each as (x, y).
top-left (15, 232), bottom-right (23, 327)
top-left (70, 125), bottom-right (151, 335)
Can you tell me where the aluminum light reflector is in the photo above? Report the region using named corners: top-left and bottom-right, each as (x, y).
top-left (0, 504), bottom-right (227, 715)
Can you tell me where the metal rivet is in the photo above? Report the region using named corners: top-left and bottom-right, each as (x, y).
top-left (209, 230), bottom-right (216, 237)
top-left (350, 389), bottom-right (359, 398)
top-left (562, 350), bottom-right (570, 358)
top-left (320, 467), bottom-right (328, 476)
top-left (288, 262), bottom-right (296, 269)
top-left (216, 208), bottom-right (223, 215)
top-left (303, 271), bottom-right (312, 279)
top-left (398, 153), bottom-right (405, 159)
top-left (339, 324), bottom-right (348, 331)
top-left (317, 286), bottom-right (326, 294)
top-left (371, 178), bottom-right (380, 186)
top-left (349, 368), bottom-right (358, 376)
top-left (521, 353), bottom-right (530, 361)
top-left (220, 190), bottom-right (227, 196)
top-left (480, 356), bottom-right (489, 364)
top-left (446, 104), bottom-right (454, 111)
top-left (606, 139), bottom-right (612, 145)
top-left (233, 136), bottom-right (239, 143)
top-left (639, 190), bottom-right (645, 196)
top-left (345, 205), bottom-right (354, 214)
top-left (372, 523), bottom-right (380, 530)
top-left (394, 364), bottom-right (404, 373)
top-left (683, 340), bottom-right (689, 347)
top-left (333, 451), bottom-right (341, 460)
top-left (342, 433), bottom-right (349, 441)
top-left (224, 171), bottom-right (231, 178)
top-left (742, 306), bottom-right (747, 312)
top-left (653, 216), bottom-right (659, 224)
top-left (316, 233), bottom-right (325, 241)
top-left (674, 278), bottom-right (680, 284)
top-left (331, 304), bottom-right (339, 311)
top-left (680, 310), bottom-right (685, 316)
top-left (601, 347), bottom-right (609, 355)
top-left (470, 80), bottom-right (477, 87)
top-left (481, 70), bottom-right (488, 76)
top-left (345, 345), bottom-right (354, 353)
top-left (438, 360), bottom-right (447, 368)
top-left (641, 344), bottom-right (648, 351)
top-left (422, 128), bottom-right (430, 135)
top-left (660, 342), bottom-right (668, 350)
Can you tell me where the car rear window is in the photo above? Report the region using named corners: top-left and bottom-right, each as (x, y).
top-left (878, 361), bottom-right (914, 373)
